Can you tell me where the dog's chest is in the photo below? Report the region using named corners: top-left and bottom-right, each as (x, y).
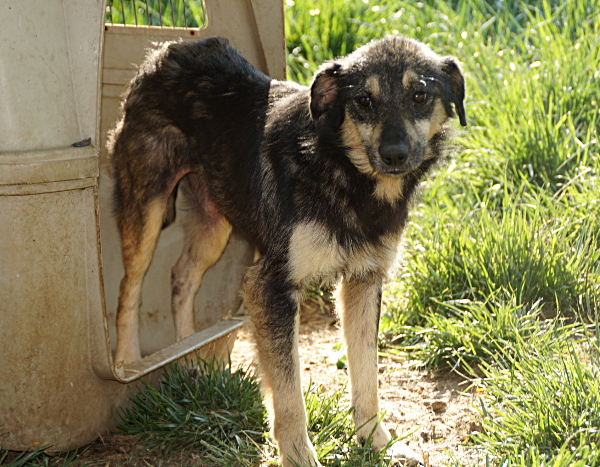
top-left (287, 220), bottom-right (401, 285)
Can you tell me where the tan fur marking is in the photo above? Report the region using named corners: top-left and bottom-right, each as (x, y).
top-left (346, 231), bottom-right (402, 277)
top-left (267, 316), bottom-right (318, 467)
top-left (402, 69), bottom-right (418, 87)
top-left (288, 221), bottom-right (345, 284)
top-left (340, 116), bottom-right (375, 175)
top-left (345, 247), bottom-right (381, 277)
top-left (289, 221), bottom-right (402, 283)
top-left (415, 101), bottom-right (447, 142)
top-left (339, 269), bottom-right (423, 463)
top-left (357, 122), bottom-right (374, 142)
top-left (404, 120), bottom-right (420, 141)
top-left (422, 100), bottom-right (449, 160)
top-left (428, 100), bottom-right (448, 138)
top-left (371, 121), bottom-right (383, 147)
top-left (414, 119), bottom-right (432, 139)
top-left (243, 265), bottom-right (318, 467)
top-left (373, 174), bottom-right (405, 203)
top-left (366, 76), bottom-right (381, 99)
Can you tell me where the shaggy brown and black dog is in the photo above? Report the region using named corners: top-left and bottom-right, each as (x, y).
top-left (108, 35), bottom-right (466, 466)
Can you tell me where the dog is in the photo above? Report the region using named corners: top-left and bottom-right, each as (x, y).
top-left (107, 35), bottom-right (466, 467)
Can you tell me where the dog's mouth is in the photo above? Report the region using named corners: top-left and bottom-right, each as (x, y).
top-left (380, 167), bottom-right (411, 177)
top-left (370, 147), bottom-right (424, 178)
top-left (377, 165), bottom-right (421, 179)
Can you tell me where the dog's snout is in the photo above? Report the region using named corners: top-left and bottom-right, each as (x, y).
top-left (379, 141), bottom-right (410, 167)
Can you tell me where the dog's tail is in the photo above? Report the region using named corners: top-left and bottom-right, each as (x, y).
top-left (162, 184), bottom-right (178, 229)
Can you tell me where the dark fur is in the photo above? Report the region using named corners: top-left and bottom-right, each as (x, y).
top-left (108, 36), bottom-right (465, 467)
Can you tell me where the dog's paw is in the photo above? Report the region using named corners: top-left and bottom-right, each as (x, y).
top-left (280, 439), bottom-right (321, 467)
top-left (387, 441), bottom-right (425, 467)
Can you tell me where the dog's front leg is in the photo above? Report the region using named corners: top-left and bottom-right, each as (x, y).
top-left (338, 275), bottom-right (424, 466)
top-left (244, 261), bottom-right (320, 467)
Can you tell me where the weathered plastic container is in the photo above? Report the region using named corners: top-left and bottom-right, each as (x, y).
top-left (0, 0), bottom-right (284, 453)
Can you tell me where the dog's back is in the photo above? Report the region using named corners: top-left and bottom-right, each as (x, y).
top-left (108, 38), bottom-right (274, 233)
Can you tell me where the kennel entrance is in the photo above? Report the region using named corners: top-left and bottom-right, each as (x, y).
top-left (0, 0), bottom-right (284, 452)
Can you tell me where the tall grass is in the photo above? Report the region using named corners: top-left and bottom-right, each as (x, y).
top-left (456, 2), bottom-right (600, 190)
top-left (370, 0), bottom-right (600, 340)
top-left (386, 298), bottom-right (581, 370)
top-left (386, 189), bottom-right (600, 326)
top-left (105, 0), bottom-right (205, 27)
top-left (468, 326), bottom-right (600, 466)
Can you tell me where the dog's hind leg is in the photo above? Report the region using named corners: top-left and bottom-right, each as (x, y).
top-left (244, 259), bottom-right (320, 467)
top-left (338, 275), bottom-right (424, 466)
top-left (170, 176), bottom-right (232, 341)
top-left (115, 197), bottom-right (168, 370)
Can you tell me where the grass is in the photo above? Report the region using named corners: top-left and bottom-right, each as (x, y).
top-left (353, 0), bottom-right (600, 465)
top-left (0, 446), bottom-right (87, 467)
top-left (303, 384), bottom-right (405, 467)
top-left (0, 361), bottom-right (409, 467)
top-left (105, 0), bottom-right (205, 27)
top-left (384, 187), bottom-right (600, 326)
top-left (116, 357), bottom-right (268, 465)
top-left (468, 327), bottom-right (600, 466)
top-left (376, 0), bottom-right (599, 368)
top-left (116, 361), bottom-right (408, 467)
top-left (383, 298), bottom-right (581, 370)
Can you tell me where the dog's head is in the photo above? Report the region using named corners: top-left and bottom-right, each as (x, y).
top-left (310, 36), bottom-right (466, 183)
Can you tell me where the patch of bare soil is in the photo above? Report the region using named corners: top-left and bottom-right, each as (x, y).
top-left (231, 300), bottom-right (485, 467)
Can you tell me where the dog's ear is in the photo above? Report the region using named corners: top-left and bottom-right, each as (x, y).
top-left (310, 62), bottom-right (342, 121)
top-left (441, 56), bottom-right (467, 127)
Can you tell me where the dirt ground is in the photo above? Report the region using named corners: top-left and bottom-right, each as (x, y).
top-left (3, 302), bottom-right (484, 467)
top-left (231, 301), bottom-right (485, 467)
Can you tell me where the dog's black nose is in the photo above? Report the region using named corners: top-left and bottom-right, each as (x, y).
top-left (379, 142), bottom-right (410, 167)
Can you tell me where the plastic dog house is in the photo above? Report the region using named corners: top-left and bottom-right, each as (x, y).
top-left (0, 0), bottom-right (284, 452)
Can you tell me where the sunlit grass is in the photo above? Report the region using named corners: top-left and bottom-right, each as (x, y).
top-left (105, 0), bottom-right (205, 27)
top-left (385, 189), bottom-right (600, 327)
top-left (467, 324), bottom-right (600, 466)
top-left (116, 357), bottom-right (268, 465)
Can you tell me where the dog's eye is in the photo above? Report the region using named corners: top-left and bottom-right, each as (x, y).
top-left (412, 91), bottom-right (426, 103)
top-left (358, 96), bottom-right (372, 108)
